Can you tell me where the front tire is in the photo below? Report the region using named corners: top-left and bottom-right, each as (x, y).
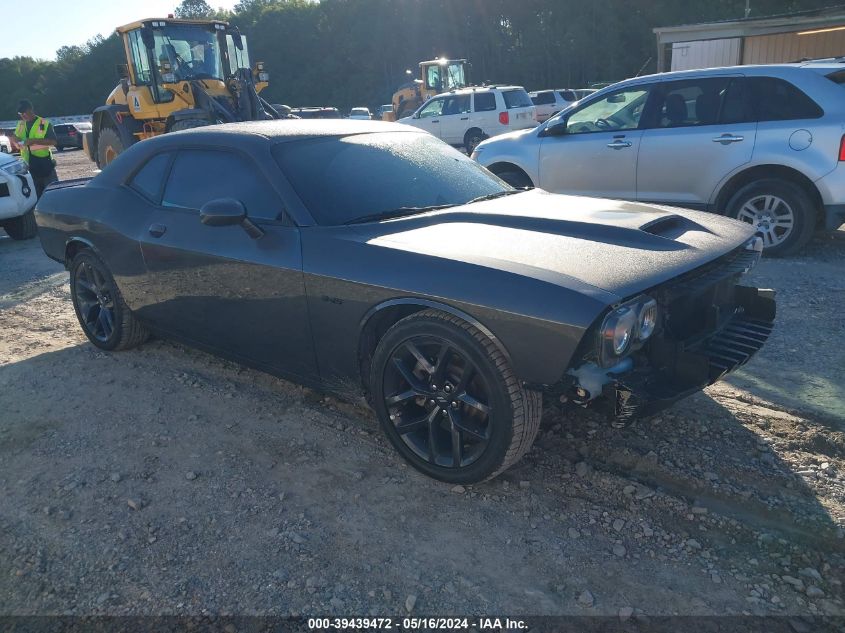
top-left (4, 209), bottom-right (37, 240)
top-left (370, 309), bottom-right (541, 484)
top-left (96, 127), bottom-right (128, 169)
top-left (725, 179), bottom-right (816, 257)
top-left (70, 251), bottom-right (149, 351)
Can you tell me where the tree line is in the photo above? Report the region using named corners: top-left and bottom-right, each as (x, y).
top-left (0, 0), bottom-right (832, 119)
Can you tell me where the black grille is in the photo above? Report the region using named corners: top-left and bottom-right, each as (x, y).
top-left (0, 183), bottom-right (9, 198)
top-left (687, 315), bottom-right (774, 382)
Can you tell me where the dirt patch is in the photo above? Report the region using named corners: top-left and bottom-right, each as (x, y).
top-left (0, 151), bottom-right (843, 618)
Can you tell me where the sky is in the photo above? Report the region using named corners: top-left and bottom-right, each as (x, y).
top-left (0, 0), bottom-right (241, 61)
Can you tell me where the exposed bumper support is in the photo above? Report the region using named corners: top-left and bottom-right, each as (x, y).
top-left (599, 286), bottom-right (776, 424)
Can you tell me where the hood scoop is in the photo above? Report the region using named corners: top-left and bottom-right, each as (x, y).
top-left (640, 214), bottom-right (713, 240)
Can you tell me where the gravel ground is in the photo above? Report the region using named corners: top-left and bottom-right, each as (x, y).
top-left (1, 149), bottom-right (844, 620)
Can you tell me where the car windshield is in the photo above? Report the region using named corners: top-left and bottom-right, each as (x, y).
top-left (273, 132), bottom-right (507, 225)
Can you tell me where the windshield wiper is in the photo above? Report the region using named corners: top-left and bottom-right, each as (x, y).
top-left (343, 204), bottom-right (456, 225)
top-left (465, 189), bottom-right (523, 205)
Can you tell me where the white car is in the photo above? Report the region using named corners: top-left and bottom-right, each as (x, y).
top-left (397, 85), bottom-right (537, 153)
top-left (0, 134), bottom-right (11, 154)
top-left (0, 153), bottom-right (38, 239)
top-left (348, 107), bottom-right (372, 120)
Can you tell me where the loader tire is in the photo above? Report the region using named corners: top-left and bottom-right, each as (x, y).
top-left (96, 127), bottom-right (128, 169)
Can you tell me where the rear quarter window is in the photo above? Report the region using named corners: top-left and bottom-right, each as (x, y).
top-left (128, 152), bottom-right (172, 203)
top-left (749, 77), bottom-right (823, 121)
top-left (502, 89), bottom-right (533, 109)
top-left (531, 91), bottom-right (555, 105)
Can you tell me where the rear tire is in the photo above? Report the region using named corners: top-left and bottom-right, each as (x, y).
top-left (96, 127), bottom-right (128, 169)
top-left (464, 129), bottom-right (488, 154)
top-left (170, 119), bottom-right (211, 132)
top-left (4, 209), bottom-right (37, 240)
top-left (69, 250), bottom-right (150, 351)
top-left (725, 179), bottom-right (816, 257)
top-left (370, 309), bottom-right (542, 484)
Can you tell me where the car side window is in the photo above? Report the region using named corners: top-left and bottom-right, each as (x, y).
top-left (441, 95), bottom-right (471, 116)
top-left (418, 98), bottom-right (444, 118)
top-left (473, 92), bottom-right (496, 112)
top-left (649, 77), bottom-right (732, 128)
top-left (129, 152), bottom-right (173, 203)
top-left (559, 90), bottom-right (577, 102)
top-left (748, 77), bottom-right (823, 121)
top-left (161, 149), bottom-right (284, 220)
top-left (532, 92), bottom-right (555, 105)
top-left (565, 87), bottom-right (650, 134)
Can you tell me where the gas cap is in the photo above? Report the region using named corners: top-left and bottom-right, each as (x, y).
top-left (789, 129), bottom-right (813, 151)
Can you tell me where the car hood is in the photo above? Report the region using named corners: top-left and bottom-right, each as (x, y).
top-left (475, 127), bottom-right (535, 150)
top-left (0, 150), bottom-right (18, 166)
top-left (361, 189), bottom-right (755, 301)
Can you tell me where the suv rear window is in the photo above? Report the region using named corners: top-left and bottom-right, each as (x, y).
top-left (531, 91), bottom-right (555, 105)
top-left (502, 89), bottom-right (533, 109)
top-left (748, 77), bottom-right (823, 121)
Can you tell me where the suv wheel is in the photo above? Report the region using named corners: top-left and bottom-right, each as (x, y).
top-left (464, 129), bottom-right (488, 154)
top-left (370, 309), bottom-right (541, 483)
top-left (725, 179), bottom-right (816, 257)
top-left (4, 209), bottom-right (37, 240)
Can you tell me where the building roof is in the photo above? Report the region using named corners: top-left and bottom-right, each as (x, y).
top-left (654, 4), bottom-right (845, 43)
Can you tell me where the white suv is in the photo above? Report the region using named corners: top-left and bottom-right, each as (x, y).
top-left (398, 86), bottom-right (536, 153)
top-left (473, 61), bottom-right (845, 256)
top-left (0, 153), bottom-right (38, 239)
top-left (529, 89), bottom-right (594, 122)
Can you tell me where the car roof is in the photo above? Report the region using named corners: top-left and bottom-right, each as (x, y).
top-left (611, 60), bottom-right (845, 86)
top-left (126, 120), bottom-right (421, 152)
top-left (438, 85), bottom-right (525, 97)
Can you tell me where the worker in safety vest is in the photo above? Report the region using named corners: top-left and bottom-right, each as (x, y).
top-left (14, 99), bottom-right (58, 198)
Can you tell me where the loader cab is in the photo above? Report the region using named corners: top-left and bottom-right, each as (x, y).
top-left (119, 18), bottom-right (254, 107)
top-left (421, 59), bottom-right (467, 93)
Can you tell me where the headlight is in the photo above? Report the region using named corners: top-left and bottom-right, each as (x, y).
top-left (601, 305), bottom-right (637, 356)
top-left (1, 159), bottom-right (28, 176)
top-left (598, 295), bottom-right (659, 366)
top-left (637, 298), bottom-right (658, 341)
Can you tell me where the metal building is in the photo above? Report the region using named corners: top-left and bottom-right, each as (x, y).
top-left (654, 5), bottom-right (845, 72)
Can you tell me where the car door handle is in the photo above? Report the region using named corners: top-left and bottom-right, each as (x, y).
top-left (431, 119), bottom-right (439, 123)
top-left (606, 140), bottom-right (632, 149)
top-left (148, 223), bottom-right (167, 238)
top-left (713, 134), bottom-right (744, 144)
top-left (460, 117), bottom-right (469, 120)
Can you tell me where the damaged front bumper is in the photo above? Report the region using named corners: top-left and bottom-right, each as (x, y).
top-left (561, 240), bottom-right (777, 425)
top-left (605, 285), bottom-right (776, 423)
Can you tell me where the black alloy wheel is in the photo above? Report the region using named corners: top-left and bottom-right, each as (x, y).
top-left (73, 259), bottom-right (116, 343)
top-left (383, 335), bottom-right (493, 469)
top-left (69, 251), bottom-right (149, 350)
top-left (370, 309), bottom-right (542, 483)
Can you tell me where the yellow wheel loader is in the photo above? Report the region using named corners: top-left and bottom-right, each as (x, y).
top-left (85, 17), bottom-right (282, 167)
top-left (384, 58), bottom-right (468, 121)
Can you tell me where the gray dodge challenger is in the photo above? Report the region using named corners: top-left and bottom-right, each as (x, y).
top-left (35, 120), bottom-right (776, 483)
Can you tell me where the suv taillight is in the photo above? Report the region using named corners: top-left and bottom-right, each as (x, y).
top-left (839, 135), bottom-right (845, 161)
top-left (498, 111), bottom-right (509, 125)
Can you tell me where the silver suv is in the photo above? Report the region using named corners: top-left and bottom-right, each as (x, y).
top-left (472, 60), bottom-right (845, 255)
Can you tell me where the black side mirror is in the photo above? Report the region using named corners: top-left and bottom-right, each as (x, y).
top-left (230, 27), bottom-right (244, 51)
top-left (200, 198), bottom-right (264, 239)
top-left (540, 119), bottom-right (568, 138)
